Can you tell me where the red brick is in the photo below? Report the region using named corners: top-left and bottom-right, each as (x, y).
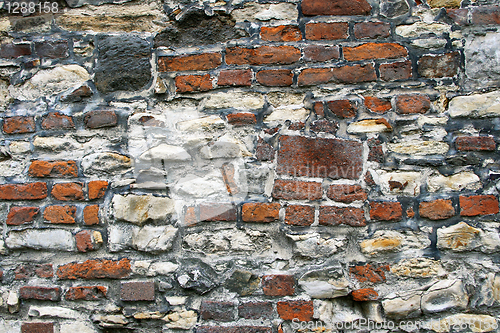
top-left (34, 40), bottom-right (68, 59)
top-left (21, 322), bottom-right (54, 333)
top-left (65, 286), bottom-right (107, 300)
top-left (350, 264), bottom-right (389, 283)
top-left (285, 205), bottom-right (315, 226)
top-left (354, 22), bottom-right (391, 39)
top-left (460, 195), bottom-right (499, 216)
top-left (298, 68), bottom-right (334, 86)
top-left (370, 201), bottom-right (403, 221)
top-left (201, 300), bottom-right (236, 321)
top-left (6, 206), bottom-right (39, 225)
top-left (200, 203), bottom-right (237, 221)
top-left (455, 136), bottom-right (496, 151)
top-left (3, 116), bottom-right (35, 134)
top-left (418, 52), bottom-right (460, 78)
top-left (327, 99), bottom-right (357, 119)
top-left (277, 136), bottom-right (363, 179)
top-left (61, 84), bottom-right (92, 102)
top-left (419, 199), bottom-right (455, 220)
top-left (84, 205), bottom-right (100, 225)
top-left (29, 160), bottom-right (78, 178)
top-left (314, 101), bottom-right (324, 117)
top-left (327, 184), bottom-right (367, 203)
top-left (303, 45), bottom-right (340, 62)
top-left (0, 43), bottom-right (31, 59)
top-left (242, 203), bottom-right (280, 222)
top-left (41, 112), bottom-right (74, 130)
top-left (159, 53), bottom-right (222, 71)
top-left (15, 264), bottom-right (53, 279)
top-left (0, 182), bottom-right (48, 200)
top-left (310, 119), bottom-right (338, 134)
top-left (76, 230), bottom-right (97, 252)
top-left (256, 138), bottom-right (275, 161)
top-left (331, 63), bottom-right (376, 83)
top-left (88, 180), bottom-right (108, 200)
top-left (472, 6), bottom-right (500, 25)
top-left (272, 179), bottom-right (322, 200)
top-left (277, 300), bottom-right (313, 321)
top-left (352, 288), bottom-right (378, 301)
top-left (196, 327), bottom-right (271, 333)
top-left (288, 122), bottom-right (305, 130)
top-left (344, 43), bottom-right (407, 61)
top-left (44, 205), bottom-right (77, 224)
top-left (256, 69), bottom-right (293, 87)
top-left (262, 275), bottom-right (295, 296)
top-left (176, 74), bottom-right (213, 93)
top-left (57, 258), bottom-right (131, 279)
top-left (19, 286), bottom-right (61, 301)
top-left (319, 206), bottom-right (366, 227)
top-left (261, 25), bottom-right (301, 41)
top-left (380, 60), bottom-right (412, 81)
top-left (121, 281), bottom-right (155, 301)
top-left (84, 110), bottom-right (118, 129)
top-left (52, 182), bottom-right (84, 201)
top-left (395, 94), bottom-right (430, 114)
top-left (447, 8), bottom-right (469, 25)
top-left (226, 113), bottom-right (257, 126)
top-left (302, 0), bottom-right (372, 16)
top-left (364, 96), bottom-right (391, 113)
top-left (368, 138), bottom-right (384, 162)
top-left (305, 22), bottom-right (349, 40)
top-left (218, 69), bottom-right (252, 87)
top-left (226, 46), bottom-right (300, 65)
top-left (239, 302), bottom-right (274, 319)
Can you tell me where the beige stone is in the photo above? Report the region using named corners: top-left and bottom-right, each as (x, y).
top-left (176, 116), bottom-right (225, 132)
top-left (382, 292), bottom-right (422, 319)
top-left (347, 119), bottom-right (392, 133)
top-left (391, 258), bottom-right (445, 278)
top-left (425, 314), bottom-right (498, 333)
top-left (428, 171), bottom-right (481, 192)
top-left (203, 91), bottom-right (265, 110)
top-left (448, 90), bottom-right (500, 118)
top-left (112, 194), bottom-right (175, 226)
top-left (427, 0), bottom-right (461, 8)
top-left (232, 2), bottom-right (298, 22)
top-left (396, 22), bottom-right (451, 38)
top-left (377, 171), bottom-right (422, 196)
top-left (264, 107), bottom-right (309, 123)
top-left (388, 140), bottom-right (449, 155)
top-left (437, 222), bottom-right (481, 251)
top-left (421, 280), bottom-right (468, 313)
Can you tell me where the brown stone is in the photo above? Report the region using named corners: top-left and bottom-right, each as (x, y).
top-left (395, 94), bottom-right (431, 114)
top-left (344, 43), bottom-right (408, 61)
top-left (319, 206), bottom-right (366, 227)
top-left (121, 281), bottom-right (155, 301)
top-left (200, 203), bottom-right (237, 221)
top-left (305, 22), bottom-right (349, 40)
top-left (327, 100), bottom-right (357, 119)
top-left (6, 207), bottom-right (40, 225)
top-left (21, 322), bottom-right (54, 333)
top-left (419, 199), bottom-right (455, 220)
top-left (418, 52), bottom-right (460, 78)
top-left (15, 264), bottom-right (53, 279)
top-left (354, 22), bottom-right (391, 39)
top-left (29, 160), bottom-right (78, 178)
top-left (227, 113), bottom-right (257, 126)
top-left (57, 258), bottom-right (131, 279)
top-left (311, 119), bottom-right (338, 134)
top-left (44, 205), bottom-right (77, 224)
top-left (471, 6), bottom-right (500, 25)
top-left (460, 195), bottom-right (499, 216)
top-left (19, 286), bottom-right (61, 301)
top-left (455, 136), bottom-right (496, 151)
top-left (380, 60), bottom-right (413, 81)
top-left (66, 286), bottom-right (107, 300)
top-left (0, 182), bottom-right (48, 200)
top-left (352, 288), bottom-right (378, 301)
top-left (51, 182), bottom-right (84, 201)
top-left (34, 40), bottom-right (68, 59)
top-left (302, 0), bottom-right (372, 16)
top-left (84, 110), bottom-right (118, 129)
top-left (285, 205), bottom-right (315, 226)
top-left (256, 69), bottom-right (293, 86)
top-left (226, 46), bottom-right (301, 65)
top-left (242, 203), bottom-right (280, 222)
top-left (41, 112), bottom-right (75, 130)
top-left (350, 264), bottom-right (389, 283)
top-left (261, 25), bottom-right (301, 41)
top-left (0, 43), bottom-right (31, 59)
top-left (159, 53), bottom-right (222, 71)
top-left (262, 275), bottom-right (295, 296)
top-left (76, 230), bottom-right (97, 252)
top-left (201, 301), bottom-right (236, 321)
top-left (304, 45), bottom-right (340, 62)
top-left (218, 69), bottom-right (252, 87)
top-left (272, 179), bottom-right (323, 200)
top-left (298, 68), bottom-right (334, 86)
top-left (370, 201), bottom-right (403, 221)
top-left (331, 63), bottom-right (377, 83)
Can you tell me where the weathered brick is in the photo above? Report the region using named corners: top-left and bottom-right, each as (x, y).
top-left (15, 264), bottom-right (53, 279)
top-left (352, 288), bottom-right (378, 301)
top-left (176, 74), bottom-right (213, 92)
top-left (262, 275), bottom-right (295, 296)
top-left (200, 203), bottom-right (237, 221)
top-left (201, 300), bottom-right (236, 321)
top-left (354, 22), bottom-right (391, 39)
top-left (0, 182), bottom-right (48, 200)
top-left (65, 286), bottom-right (107, 300)
top-left (226, 113), bottom-right (257, 126)
top-left (303, 45), bottom-right (340, 62)
top-left (327, 99), bottom-right (357, 119)
top-left (272, 179), bottom-right (323, 200)
top-left (88, 180), bottom-right (108, 200)
top-left (256, 138), bottom-right (275, 161)
top-left (285, 205), bottom-right (315, 226)
top-left (327, 184), bottom-right (367, 203)
top-left (447, 8), bottom-right (469, 25)
top-left (460, 195), bottom-right (499, 216)
top-left (298, 68), bottom-right (334, 86)
top-left (311, 119), bottom-right (338, 134)
top-left (277, 300), bottom-right (314, 321)
top-left (34, 40), bottom-right (69, 59)
top-left (302, 0), bottom-right (372, 16)
top-left (29, 160), bottom-right (78, 178)
top-left (226, 46), bottom-right (300, 65)
top-left (0, 43), bottom-right (31, 59)
top-left (159, 53), bottom-right (222, 71)
top-left (21, 322), bottom-right (54, 333)
top-left (57, 259), bottom-right (131, 279)
top-left (261, 25), bottom-right (301, 41)
top-left (380, 60), bottom-right (413, 81)
top-left (364, 96), bottom-right (392, 113)
top-left (19, 286), bottom-right (61, 301)
top-left (406, 207), bottom-right (415, 218)
top-left (455, 136), bottom-right (496, 151)
top-left (305, 22), bottom-right (349, 40)
top-left (84, 205), bottom-right (100, 225)
top-left (331, 63), bottom-right (376, 83)
top-left (218, 69), bottom-right (252, 87)
top-left (3, 116), bottom-right (35, 134)
top-left (368, 138), bottom-right (384, 162)
top-left (419, 199), bottom-right (455, 220)
top-left (256, 69), bottom-right (293, 86)
top-left (184, 206), bottom-right (198, 227)
top-left (44, 205), bottom-right (77, 224)
top-left (418, 52), bottom-right (460, 78)
top-left (370, 201), bottom-right (403, 221)
top-left (196, 327), bottom-right (271, 333)
top-left (7, 206), bottom-right (40, 225)
top-left (242, 203), bottom-right (280, 222)
top-left (121, 281), bottom-right (155, 301)
top-left (471, 6), bottom-right (500, 25)
top-left (76, 230), bottom-right (99, 252)
top-left (239, 302), bottom-right (274, 319)
top-left (344, 43), bottom-right (407, 61)
top-left (52, 182), bottom-right (84, 201)
top-left (350, 264), bottom-right (389, 283)
top-left (277, 136), bottom-right (363, 179)
top-left (395, 94), bottom-right (430, 114)
top-left (319, 206), bottom-right (366, 227)
top-left (41, 112), bottom-right (75, 130)
top-left (84, 110), bottom-right (118, 129)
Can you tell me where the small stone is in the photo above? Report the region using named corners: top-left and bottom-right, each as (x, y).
top-left (163, 310), bottom-right (197, 330)
top-left (427, 171), bottom-right (481, 192)
top-left (264, 107), bottom-right (309, 123)
top-left (347, 118), bottom-right (392, 133)
top-left (132, 225), bottom-right (178, 253)
top-left (395, 22), bottom-right (451, 38)
top-left (380, 0), bottom-right (410, 18)
top-left (262, 275), bottom-right (295, 296)
top-left (176, 116), bottom-right (225, 132)
top-left (88, 181), bottom-right (108, 200)
top-left (177, 262), bottom-right (218, 294)
top-left (352, 288), bottom-right (378, 301)
top-left (59, 322), bottom-right (97, 333)
top-left (232, 2), bottom-right (298, 22)
top-left (377, 171), bottom-right (422, 196)
top-left (21, 322), bottom-right (54, 333)
top-left (288, 233), bottom-right (344, 258)
top-left (391, 258), bottom-right (445, 278)
top-left (204, 91), bottom-right (265, 110)
top-left (361, 231), bottom-right (402, 254)
top-left (28, 305), bottom-right (82, 319)
top-left (44, 205), bottom-right (77, 224)
top-left (382, 291), bottom-right (422, 319)
top-left (427, 0), bottom-right (460, 8)
top-left (112, 194), bottom-right (175, 225)
top-left (81, 153), bottom-right (132, 176)
top-left (225, 270), bottom-right (260, 296)
top-left (84, 110), bottom-right (117, 129)
top-left (388, 140), bottom-right (449, 155)
top-left (299, 267), bottom-right (349, 298)
top-left (6, 207), bottom-right (40, 225)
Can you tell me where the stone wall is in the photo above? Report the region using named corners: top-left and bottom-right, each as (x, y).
top-left (1, 0), bottom-right (500, 332)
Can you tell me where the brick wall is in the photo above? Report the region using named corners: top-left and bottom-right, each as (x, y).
top-left (1, 0), bottom-right (500, 332)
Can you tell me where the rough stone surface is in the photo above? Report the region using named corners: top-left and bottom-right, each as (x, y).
top-left (112, 194), bottom-right (175, 225)
top-left (465, 32), bottom-right (500, 90)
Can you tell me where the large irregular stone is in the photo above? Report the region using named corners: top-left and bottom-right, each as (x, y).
top-left (94, 35), bottom-right (151, 93)
top-left (421, 280), bottom-right (468, 314)
top-left (139, 144), bottom-right (191, 162)
top-left (81, 153), bottom-right (132, 176)
top-left (60, 321), bottom-right (98, 333)
top-left (380, 0), bottom-right (410, 18)
top-left (176, 261), bottom-right (218, 294)
top-left (428, 171), bottom-right (481, 192)
top-left (5, 229), bottom-right (76, 251)
top-left (9, 65), bottom-right (89, 101)
top-left (391, 258), bottom-right (445, 278)
top-left (376, 171), bottom-right (422, 196)
top-left (112, 194), bottom-right (175, 225)
top-left (232, 2), bottom-right (298, 22)
top-left (360, 230), bottom-right (430, 256)
top-left (287, 233), bottom-right (344, 259)
top-left (396, 22), bottom-right (451, 38)
top-left (132, 225), bottom-right (178, 252)
top-left (437, 222), bottom-right (500, 253)
top-left (448, 90), bottom-right (500, 118)
top-left (264, 107), bottom-right (309, 123)
top-left (465, 32), bottom-right (500, 90)
top-left (28, 306), bottom-right (83, 319)
top-left (299, 267), bottom-right (349, 298)
top-left (382, 291), bottom-right (422, 319)
top-left (225, 270), bottom-right (260, 296)
top-left (315, 298), bottom-right (364, 325)
top-left (173, 174), bottom-right (228, 199)
top-left (183, 228), bottom-right (271, 254)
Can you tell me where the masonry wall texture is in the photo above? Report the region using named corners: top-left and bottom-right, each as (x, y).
top-left (1, 0), bottom-right (500, 332)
